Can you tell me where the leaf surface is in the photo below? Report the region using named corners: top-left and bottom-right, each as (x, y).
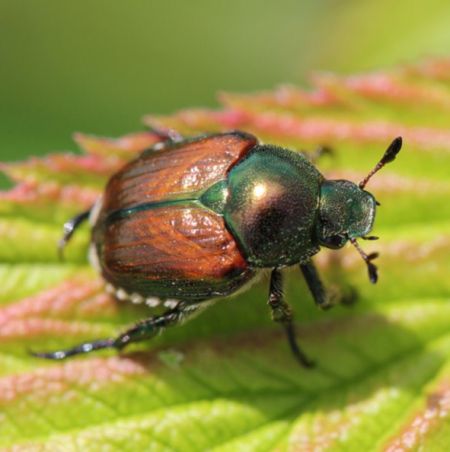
top-left (1, 59), bottom-right (450, 451)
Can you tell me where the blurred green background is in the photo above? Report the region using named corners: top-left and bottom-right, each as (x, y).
top-left (1, 0), bottom-right (450, 162)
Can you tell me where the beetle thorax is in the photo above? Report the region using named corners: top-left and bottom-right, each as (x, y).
top-left (223, 145), bottom-right (323, 268)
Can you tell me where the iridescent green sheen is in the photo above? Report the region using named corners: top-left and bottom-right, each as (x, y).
top-left (200, 180), bottom-right (229, 214)
top-left (317, 180), bottom-right (376, 247)
top-left (224, 145), bottom-right (323, 267)
top-left (41, 131), bottom-right (397, 363)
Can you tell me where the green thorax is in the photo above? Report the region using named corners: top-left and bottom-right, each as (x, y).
top-left (103, 144), bottom-right (324, 269)
top-left (221, 145), bottom-right (323, 268)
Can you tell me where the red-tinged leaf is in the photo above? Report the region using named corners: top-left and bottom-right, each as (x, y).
top-left (148, 107), bottom-right (450, 152)
top-left (0, 153), bottom-right (120, 189)
top-left (317, 72), bottom-right (450, 109)
top-left (384, 375), bottom-right (450, 451)
top-left (74, 131), bottom-right (160, 158)
top-left (1, 57), bottom-right (450, 450)
top-left (0, 181), bottom-right (99, 222)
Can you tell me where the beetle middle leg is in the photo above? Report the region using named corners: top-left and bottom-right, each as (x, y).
top-left (31, 302), bottom-right (200, 360)
top-left (300, 261), bottom-right (357, 309)
top-left (268, 269), bottom-right (314, 368)
top-left (300, 145), bottom-right (334, 164)
top-left (147, 126), bottom-right (184, 143)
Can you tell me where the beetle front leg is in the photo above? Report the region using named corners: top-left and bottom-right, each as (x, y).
top-left (268, 269), bottom-right (314, 368)
top-left (300, 261), bottom-right (356, 309)
top-left (31, 302), bottom-right (196, 360)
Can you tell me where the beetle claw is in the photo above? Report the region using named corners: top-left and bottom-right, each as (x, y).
top-left (366, 252), bottom-right (379, 284)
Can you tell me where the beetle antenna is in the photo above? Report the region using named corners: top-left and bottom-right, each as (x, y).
top-left (350, 237), bottom-right (379, 284)
top-left (359, 137), bottom-right (403, 189)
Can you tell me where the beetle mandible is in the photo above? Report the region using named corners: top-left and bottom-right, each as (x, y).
top-left (33, 131), bottom-right (402, 366)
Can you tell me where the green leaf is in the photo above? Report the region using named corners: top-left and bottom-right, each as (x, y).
top-left (1, 58), bottom-right (450, 451)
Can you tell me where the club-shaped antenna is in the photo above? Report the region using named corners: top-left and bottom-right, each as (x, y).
top-left (359, 137), bottom-right (403, 189)
top-left (350, 237), bottom-right (379, 284)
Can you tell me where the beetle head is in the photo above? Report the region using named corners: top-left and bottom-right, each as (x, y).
top-left (316, 137), bottom-right (402, 283)
top-left (317, 180), bottom-right (376, 249)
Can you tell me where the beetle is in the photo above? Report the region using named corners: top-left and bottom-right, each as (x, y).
top-left (32, 131), bottom-right (402, 366)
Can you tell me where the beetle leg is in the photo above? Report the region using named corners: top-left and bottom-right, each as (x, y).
top-left (300, 261), bottom-right (357, 309)
top-left (300, 145), bottom-right (334, 164)
top-left (147, 126), bottom-right (184, 144)
top-left (29, 338), bottom-right (116, 360)
top-left (268, 269), bottom-right (314, 368)
top-left (299, 261), bottom-right (330, 309)
top-left (58, 208), bottom-right (92, 260)
top-left (30, 302), bottom-right (200, 360)
top-left (112, 302), bottom-right (197, 350)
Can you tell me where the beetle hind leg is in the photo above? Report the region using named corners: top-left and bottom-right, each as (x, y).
top-left (58, 208), bottom-right (92, 260)
top-left (30, 302), bottom-right (201, 360)
top-left (268, 269), bottom-right (314, 368)
top-left (30, 338), bottom-right (114, 360)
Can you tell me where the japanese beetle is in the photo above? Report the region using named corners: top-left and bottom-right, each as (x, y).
top-left (33, 131), bottom-right (402, 365)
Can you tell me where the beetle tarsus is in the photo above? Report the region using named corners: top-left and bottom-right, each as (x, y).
top-left (58, 209), bottom-right (91, 260)
top-left (301, 145), bottom-right (334, 164)
top-left (29, 338), bottom-right (115, 360)
top-left (339, 285), bottom-right (358, 306)
top-left (311, 145), bottom-right (334, 163)
top-left (284, 322), bottom-right (315, 368)
top-left (147, 126), bottom-right (184, 144)
top-left (268, 269), bottom-right (314, 368)
top-left (30, 302), bottom-right (201, 360)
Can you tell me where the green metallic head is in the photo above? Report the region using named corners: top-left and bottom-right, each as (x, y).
top-left (316, 136), bottom-right (403, 283)
top-left (316, 180), bottom-right (376, 249)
